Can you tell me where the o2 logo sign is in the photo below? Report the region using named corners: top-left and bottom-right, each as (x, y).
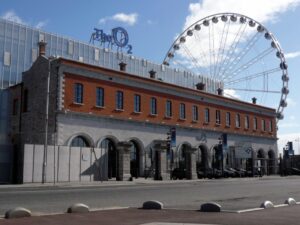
top-left (90, 27), bottom-right (133, 54)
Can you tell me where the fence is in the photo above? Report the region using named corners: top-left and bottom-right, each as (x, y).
top-left (23, 144), bottom-right (109, 183)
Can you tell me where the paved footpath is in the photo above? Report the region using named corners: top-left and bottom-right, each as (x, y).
top-left (1, 205), bottom-right (300, 225)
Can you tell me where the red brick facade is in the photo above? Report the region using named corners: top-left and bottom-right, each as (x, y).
top-left (62, 59), bottom-right (276, 139)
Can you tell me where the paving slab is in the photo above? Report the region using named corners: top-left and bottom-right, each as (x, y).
top-left (1, 206), bottom-right (300, 225)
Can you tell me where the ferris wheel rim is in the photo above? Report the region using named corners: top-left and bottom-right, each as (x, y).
top-left (162, 12), bottom-right (289, 123)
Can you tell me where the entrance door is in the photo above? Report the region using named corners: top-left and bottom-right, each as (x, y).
top-left (130, 141), bottom-right (140, 178)
top-left (100, 139), bottom-right (117, 179)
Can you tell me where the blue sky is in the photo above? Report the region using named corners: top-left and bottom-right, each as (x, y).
top-left (1, 0), bottom-right (300, 153)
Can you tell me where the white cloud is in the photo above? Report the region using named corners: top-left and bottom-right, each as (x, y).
top-left (184, 0), bottom-right (300, 30)
top-left (224, 89), bottom-right (240, 99)
top-left (1, 10), bottom-right (48, 29)
top-left (286, 98), bottom-right (297, 107)
top-left (99, 13), bottom-right (138, 26)
top-left (1, 10), bottom-right (26, 24)
top-left (285, 51), bottom-right (300, 59)
top-left (35, 20), bottom-right (48, 29)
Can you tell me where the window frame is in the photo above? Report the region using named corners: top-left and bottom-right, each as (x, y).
top-left (134, 94), bottom-right (141, 113)
top-left (115, 90), bottom-right (124, 110)
top-left (96, 87), bottom-right (104, 107)
top-left (245, 115), bottom-right (250, 129)
top-left (74, 83), bottom-right (83, 104)
top-left (204, 108), bottom-right (210, 123)
top-left (226, 112), bottom-right (231, 127)
top-left (150, 97), bottom-right (157, 115)
top-left (165, 100), bottom-right (172, 117)
top-left (216, 110), bottom-right (221, 125)
top-left (192, 105), bottom-right (198, 121)
top-left (179, 103), bottom-right (186, 120)
top-left (235, 113), bottom-right (241, 128)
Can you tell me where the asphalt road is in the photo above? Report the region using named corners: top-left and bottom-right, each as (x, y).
top-left (1, 176), bottom-right (300, 216)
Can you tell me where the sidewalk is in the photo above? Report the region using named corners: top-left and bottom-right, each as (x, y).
top-left (0, 175), bottom-right (284, 189)
top-left (1, 205), bottom-right (300, 225)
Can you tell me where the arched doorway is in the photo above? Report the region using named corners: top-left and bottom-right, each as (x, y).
top-left (172, 143), bottom-right (191, 179)
top-left (70, 136), bottom-right (91, 147)
top-left (129, 140), bottom-right (140, 178)
top-left (99, 138), bottom-right (117, 179)
top-left (267, 150), bottom-right (276, 175)
top-left (257, 149), bottom-right (266, 175)
top-left (196, 145), bottom-right (209, 178)
top-left (212, 145), bottom-right (222, 171)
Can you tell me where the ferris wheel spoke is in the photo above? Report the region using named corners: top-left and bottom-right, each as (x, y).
top-left (225, 87), bottom-right (281, 94)
top-left (194, 32), bottom-right (211, 72)
top-left (215, 20), bottom-right (231, 80)
top-left (214, 21), bottom-right (229, 80)
top-left (181, 44), bottom-right (207, 75)
top-left (225, 47), bottom-right (275, 79)
top-left (219, 28), bottom-right (262, 81)
top-left (215, 22), bottom-right (246, 79)
top-left (224, 67), bottom-right (281, 85)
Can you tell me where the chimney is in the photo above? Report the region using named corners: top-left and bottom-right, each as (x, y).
top-left (196, 82), bottom-right (205, 91)
top-left (217, 88), bottom-right (223, 96)
top-left (149, 69), bottom-right (156, 79)
top-left (38, 41), bottom-right (47, 56)
top-left (119, 62), bottom-right (127, 72)
top-left (252, 97), bottom-right (257, 104)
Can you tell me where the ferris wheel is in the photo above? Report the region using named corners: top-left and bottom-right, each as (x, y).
top-left (163, 13), bottom-right (289, 122)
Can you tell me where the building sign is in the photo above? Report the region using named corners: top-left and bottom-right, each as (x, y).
top-left (90, 27), bottom-right (133, 54)
top-left (235, 142), bottom-right (253, 158)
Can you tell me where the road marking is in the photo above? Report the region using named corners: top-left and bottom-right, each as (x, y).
top-left (140, 223), bottom-right (221, 225)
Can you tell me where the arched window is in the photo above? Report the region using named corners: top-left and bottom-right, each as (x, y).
top-left (71, 136), bottom-right (90, 147)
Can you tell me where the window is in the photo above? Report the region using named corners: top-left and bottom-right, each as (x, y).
top-left (71, 136), bottom-right (90, 147)
top-left (204, 108), bottom-right (210, 123)
top-left (96, 87), bottom-right (104, 107)
top-left (216, 110), bottom-right (221, 125)
top-left (23, 89), bottom-right (28, 112)
top-left (116, 91), bottom-right (124, 110)
top-left (94, 48), bottom-right (100, 61)
top-left (68, 41), bottom-right (74, 55)
top-left (134, 94), bottom-right (141, 112)
top-left (74, 83), bottom-right (83, 104)
top-left (179, 103), bottom-right (186, 120)
top-left (235, 114), bottom-right (241, 128)
top-left (13, 99), bottom-right (19, 115)
top-left (166, 100), bottom-right (172, 117)
top-left (226, 112), bottom-right (231, 127)
top-left (150, 97), bottom-right (157, 115)
top-left (245, 115), bottom-right (250, 129)
top-left (253, 117), bottom-right (257, 130)
top-left (4, 51), bottom-right (11, 66)
top-left (269, 120), bottom-right (273, 132)
top-left (262, 119), bottom-right (266, 132)
top-left (192, 105), bottom-right (198, 121)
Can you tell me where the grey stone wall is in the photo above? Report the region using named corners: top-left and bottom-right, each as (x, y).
top-left (23, 144), bottom-right (107, 183)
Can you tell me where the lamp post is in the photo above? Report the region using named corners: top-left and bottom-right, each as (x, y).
top-left (42, 56), bottom-right (56, 184)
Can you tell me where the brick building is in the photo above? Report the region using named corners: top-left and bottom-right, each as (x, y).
top-left (8, 42), bottom-right (278, 183)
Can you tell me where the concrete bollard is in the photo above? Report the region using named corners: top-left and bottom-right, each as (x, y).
top-left (260, 200), bottom-right (274, 209)
top-left (200, 202), bottom-right (222, 212)
top-left (142, 200), bottom-right (164, 210)
top-left (5, 207), bottom-right (32, 219)
top-left (285, 198), bottom-right (297, 205)
top-left (67, 203), bottom-right (90, 213)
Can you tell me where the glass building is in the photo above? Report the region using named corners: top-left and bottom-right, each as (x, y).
top-left (0, 18), bottom-right (222, 150)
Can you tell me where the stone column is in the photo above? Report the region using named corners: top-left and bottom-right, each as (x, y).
top-left (153, 140), bottom-right (170, 180)
top-left (117, 141), bottom-right (132, 181)
top-left (185, 147), bottom-right (197, 180)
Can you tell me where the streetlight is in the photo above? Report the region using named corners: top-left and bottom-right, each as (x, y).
top-left (295, 138), bottom-right (300, 155)
top-left (42, 55), bottom-right (56, 184)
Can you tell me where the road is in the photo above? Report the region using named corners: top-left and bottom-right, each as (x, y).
top-left (1, 176), bottom-right (300, 215)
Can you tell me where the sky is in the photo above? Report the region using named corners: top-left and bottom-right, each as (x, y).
top-left (1, 0), bottom-right (300, 154)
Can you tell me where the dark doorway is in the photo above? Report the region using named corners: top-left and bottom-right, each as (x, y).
top-left (196, 145), bottom-right (208, 176)
top-left (267, 150), bottom-right (276, 175)
top-left (129, 141), bottom-right (140, 178)
top-left (100, 138), bottom-right (117, 179)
